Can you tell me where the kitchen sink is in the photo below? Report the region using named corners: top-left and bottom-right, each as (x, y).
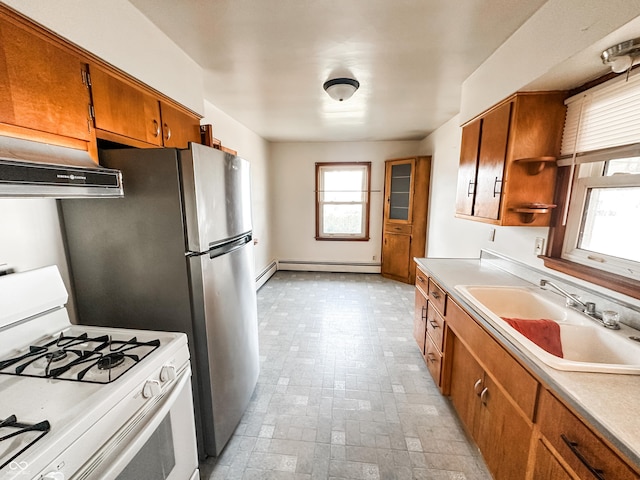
top-left (455, 285), bottom-right (640, 374)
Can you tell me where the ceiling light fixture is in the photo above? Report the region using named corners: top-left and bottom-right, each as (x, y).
top-left (323, 77), bottom-right (360, 102)
top-left (601, 37), bottom-right (640, 74)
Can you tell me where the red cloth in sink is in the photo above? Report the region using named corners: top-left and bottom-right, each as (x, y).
top-left (501, 318), bottom-right (564, 358)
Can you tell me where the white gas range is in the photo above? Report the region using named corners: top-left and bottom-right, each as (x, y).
top-left (0, 266), bottom-right (199, 480)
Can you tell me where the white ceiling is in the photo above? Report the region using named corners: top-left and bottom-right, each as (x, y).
top-left (129, 0), bottom-right (549, 142)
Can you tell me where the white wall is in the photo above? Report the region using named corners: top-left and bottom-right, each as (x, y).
top-left (270, 141), bottom-right (421, 270)
top-left (201, 101), bottom-right (274, 277)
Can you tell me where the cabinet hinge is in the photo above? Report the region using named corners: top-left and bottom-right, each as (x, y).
top-left (88, 104), bottom-right (95, 120)
top-left (81, 69), bottom-right (92, 88)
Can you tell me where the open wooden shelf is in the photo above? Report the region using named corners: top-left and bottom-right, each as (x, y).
top-left (513, 156), bottom-right (557, 175)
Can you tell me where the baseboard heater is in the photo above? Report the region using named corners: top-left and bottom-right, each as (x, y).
top-left (256, 260), bottom-right (277, 289)
top-left (277, 260), bottom-right (381, 273)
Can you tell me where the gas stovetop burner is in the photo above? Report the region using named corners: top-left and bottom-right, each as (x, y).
top-left (0, 414), bottom-right (50, 470)
top-left (0, 332), bottom-right (160, 384)
top-left (45, 350), bottom-right (68, 363)
top-left (97, 352), bottom-right (125, 370)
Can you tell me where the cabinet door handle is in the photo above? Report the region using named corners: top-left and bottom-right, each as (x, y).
top-left (467, 180), bottom-right (475, 197)
top-left (480, 387), bottom-right (489, 405)
top-left (426, 353), bottom-right (437, 363)
top-left (164, 123), bottom-right (172, 141)
top-left (429, 320), bottom-right (439, 329)
top-left (493, 177), bottom-right (502, 197)
top-left (560, 434), bottom-right (605, 480)
top-left (421, 306), bottom-right (427, 321)
top-left (473, 379), bottom-right (483, 396)
top-left (152, 119), bottom-right (160, 137)
top-left (430, 291), bottom-right (440, 300)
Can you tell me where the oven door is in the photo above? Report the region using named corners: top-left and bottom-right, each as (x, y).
top-left (72, 368), bottom-right (198, 480)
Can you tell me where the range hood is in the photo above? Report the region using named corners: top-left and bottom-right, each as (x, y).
top-left (0, 136), bottom-right (123, 198)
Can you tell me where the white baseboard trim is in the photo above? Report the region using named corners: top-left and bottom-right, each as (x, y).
top-left (256, 260), bottom-right (277, 289)
top-left (277, 260), bottom-right (381, 274)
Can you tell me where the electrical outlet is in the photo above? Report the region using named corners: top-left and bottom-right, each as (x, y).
top-left (372, 255), bottom-right (377, 261)
top-left (488, 228), bottom-right (496, 242)
top-left (534, 237), bottom-right (545, 256)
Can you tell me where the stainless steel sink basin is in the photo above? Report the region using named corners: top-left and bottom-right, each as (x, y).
top-left (455, 285), bottom-right (640, 374)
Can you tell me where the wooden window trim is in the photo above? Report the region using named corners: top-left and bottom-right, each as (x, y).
top-left (542, 165), bottom-right (640, 300)
top-left (315, 162), bottom-right (371, 241)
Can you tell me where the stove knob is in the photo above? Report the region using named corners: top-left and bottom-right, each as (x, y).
top-left (43, 472), bottom-right (65, 480)
top-left (160, 365), bottom-right (176, 382)
top-left (142, 380), bottom-right (161, 398)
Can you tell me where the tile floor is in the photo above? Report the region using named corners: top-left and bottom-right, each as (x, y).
top-left (200, 271), bottom-right (492, 480)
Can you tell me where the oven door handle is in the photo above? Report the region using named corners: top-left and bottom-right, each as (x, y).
top-left (73, 367), bottom-right (195, 480)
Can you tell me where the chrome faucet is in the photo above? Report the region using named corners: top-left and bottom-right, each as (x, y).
top-left (539, 279), bottom-right (620, 329)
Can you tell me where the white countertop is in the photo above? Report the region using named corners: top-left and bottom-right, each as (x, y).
top-left (415, 257), bottom-right (640, 468)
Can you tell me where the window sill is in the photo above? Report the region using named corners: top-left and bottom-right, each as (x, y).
top-left (540, 256), bottom-right (640, 301)
top-left (315, 236), bottom-right (370, 242)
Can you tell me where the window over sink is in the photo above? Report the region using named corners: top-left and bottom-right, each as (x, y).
top-left (545, 70), bottom-right (640, 298)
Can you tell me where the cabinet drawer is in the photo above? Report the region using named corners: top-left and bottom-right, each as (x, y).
top-left (415, 267), bottom-right (429, 297)
top-left (538, 389), bottom-right (638, 480)
top-left (426, 302), bottom-right (444, 351)
top-left (446, 299), bottom-right (538, 420)
top-left (427, 278), bottom-right (447, 316)
top-left (384, 223), bottom-right (412, 235)
top-left (424, 335), bottom-right (442, 386)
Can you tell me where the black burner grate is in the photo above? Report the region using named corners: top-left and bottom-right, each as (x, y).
top-left (0, 415), bottom-right (50, 470)
top-left (0, 333), bottom-right (160, 384)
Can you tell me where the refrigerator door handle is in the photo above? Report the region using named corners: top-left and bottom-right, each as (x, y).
top-left (208, 234), bottom-right (252, 260)
top-left (185, 233), bottom-right (252, 258)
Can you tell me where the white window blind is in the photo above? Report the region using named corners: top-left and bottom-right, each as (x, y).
top-left (561, 70), bottom-right (640, 156)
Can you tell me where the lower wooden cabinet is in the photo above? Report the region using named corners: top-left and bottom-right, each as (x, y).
top-left (381, 231), bottom-right (412, 281)
top-left (537, 389), bottom-right (639, 480)
top-left (531, 438), bottom-right (576, 480)
top-left (413, 265), bottom-right (640, 480)
top-left (413, 291), bottom-right (427, 354)
top-left (449, 335), bottom-right (532, 480)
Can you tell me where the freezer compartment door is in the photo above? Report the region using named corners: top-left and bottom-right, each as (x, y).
top-left (180, 143), bottom-right (252, 252)
top-left (190, 241), bottom-right (259, 456)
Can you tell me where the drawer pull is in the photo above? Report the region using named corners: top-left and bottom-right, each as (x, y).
top-left (429, 320), bottom-right (439, 329)
top-left (474, 379), bottom-right (483, 396)
top-left (417, 275), bottom-right (426, 284)
top-left (480, 387), bottom-right (489, 405)
top-left (430, 291), bottom-right (441, 300)
top-left (421, 306), bottom-right (427, 320)
top-left (561, 434), bottom-right (606, 480)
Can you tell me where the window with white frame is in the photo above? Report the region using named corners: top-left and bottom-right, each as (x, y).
top-left (315, 162), bottom-right (371, 240)
top-left (559, 72), bottom-right (640, 280)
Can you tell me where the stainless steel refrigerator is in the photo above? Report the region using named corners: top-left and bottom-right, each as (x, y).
top-left (60, 143), bottom-right (260, 458)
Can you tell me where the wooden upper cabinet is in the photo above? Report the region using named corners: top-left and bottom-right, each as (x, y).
top-left (89, 65), bottom-right (201, 149)
top-left (159, 101), bottom-right (201, 149)
top-left (0, 7), bottom-right (95, 156)
top-left (455, 91), bottom-right (566, 226)
top-left (455, 119), bottom-right (480, 216)
top-left (473, 101), bottom-right (511, 220)
top-left (89, 65), bottom-right (163, 147)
